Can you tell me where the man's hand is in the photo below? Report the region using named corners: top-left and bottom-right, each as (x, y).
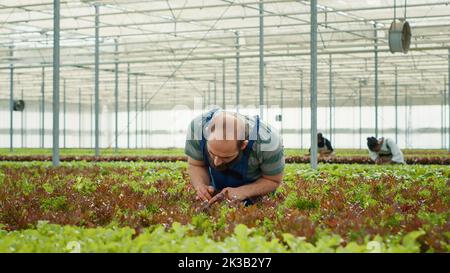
top-left (375, 157), bottom-right (391, 164)
top-left (382, 158), bottom-right (392, 164)
top-left (195, 184), bottom-right (215, 202)
top-left (188, 157), bottom-right (214, 202)
top-left (208, 187), bottom-right (246, 205)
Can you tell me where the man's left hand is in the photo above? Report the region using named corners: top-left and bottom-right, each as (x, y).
top-left (208, 187), bottom-right (247, 205)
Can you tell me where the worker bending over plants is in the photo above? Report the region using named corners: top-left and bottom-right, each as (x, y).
top-left (185, 108), bottom-right (285, 206)
top-left (367, 136), bottom-right (405, 164)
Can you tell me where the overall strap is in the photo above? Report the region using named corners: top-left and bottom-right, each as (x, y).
top-left (244, 115), bottom-right (260, 155)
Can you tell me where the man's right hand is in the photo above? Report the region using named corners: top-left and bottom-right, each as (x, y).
top-left (195, 184), bottom-right (215, 202)
top-left (375, 158), bottom-right (386, 165)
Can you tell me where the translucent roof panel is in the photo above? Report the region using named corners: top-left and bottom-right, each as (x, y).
top-left (0, 0), bottom-right (449, 108)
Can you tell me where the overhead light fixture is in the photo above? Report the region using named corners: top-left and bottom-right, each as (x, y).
top-left (161, 15), bottom-right (174, 21)
top-left (80, 0), bottom-right (114, 4)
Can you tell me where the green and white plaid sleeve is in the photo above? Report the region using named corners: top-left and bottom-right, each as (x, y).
top-left (259, 136), bottom-right (285, 176)
top-left (184, 117), bottom-right (204, 161)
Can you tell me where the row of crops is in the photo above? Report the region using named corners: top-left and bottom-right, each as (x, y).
top-left (0, 161), bottom-right (448, 253)
top-left (1, 148), bottom-right (449, 165)
top-left (1, 148), bottom-right (449, 157)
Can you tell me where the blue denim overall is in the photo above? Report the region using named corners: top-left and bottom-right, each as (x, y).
top-left (200, 110), bottom-right (260, 205)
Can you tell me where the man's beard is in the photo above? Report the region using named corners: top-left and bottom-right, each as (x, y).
top-left (209, 150), bottom-right (243, 171)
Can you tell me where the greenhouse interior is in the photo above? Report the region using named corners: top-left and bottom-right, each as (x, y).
top-left (0, 0), bottom-right (449, 256)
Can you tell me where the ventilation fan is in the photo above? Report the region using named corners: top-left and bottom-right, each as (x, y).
top-left (389, 0), bottom-right (412, 54)
top-left (13, 100), bottom-right (25, 111)
top-left (389, 19), bottom-right (411, 53)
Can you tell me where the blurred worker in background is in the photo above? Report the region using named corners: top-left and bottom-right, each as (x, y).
top-left (185, 108), bottom-right (285, 206)
top-left (367, 136), bottom-right (405, 164)
top-left (308, 133), bottom-right (334, 158)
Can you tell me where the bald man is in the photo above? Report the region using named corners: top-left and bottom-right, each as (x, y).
top-left (185, 108), bottom-right (285, 206)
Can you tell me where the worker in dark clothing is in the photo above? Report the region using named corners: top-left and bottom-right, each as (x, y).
top-left (308, 133), bottom-right (335, 158)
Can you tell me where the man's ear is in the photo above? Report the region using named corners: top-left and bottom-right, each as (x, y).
top-left (240, 140), bottom-right (249, 150)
